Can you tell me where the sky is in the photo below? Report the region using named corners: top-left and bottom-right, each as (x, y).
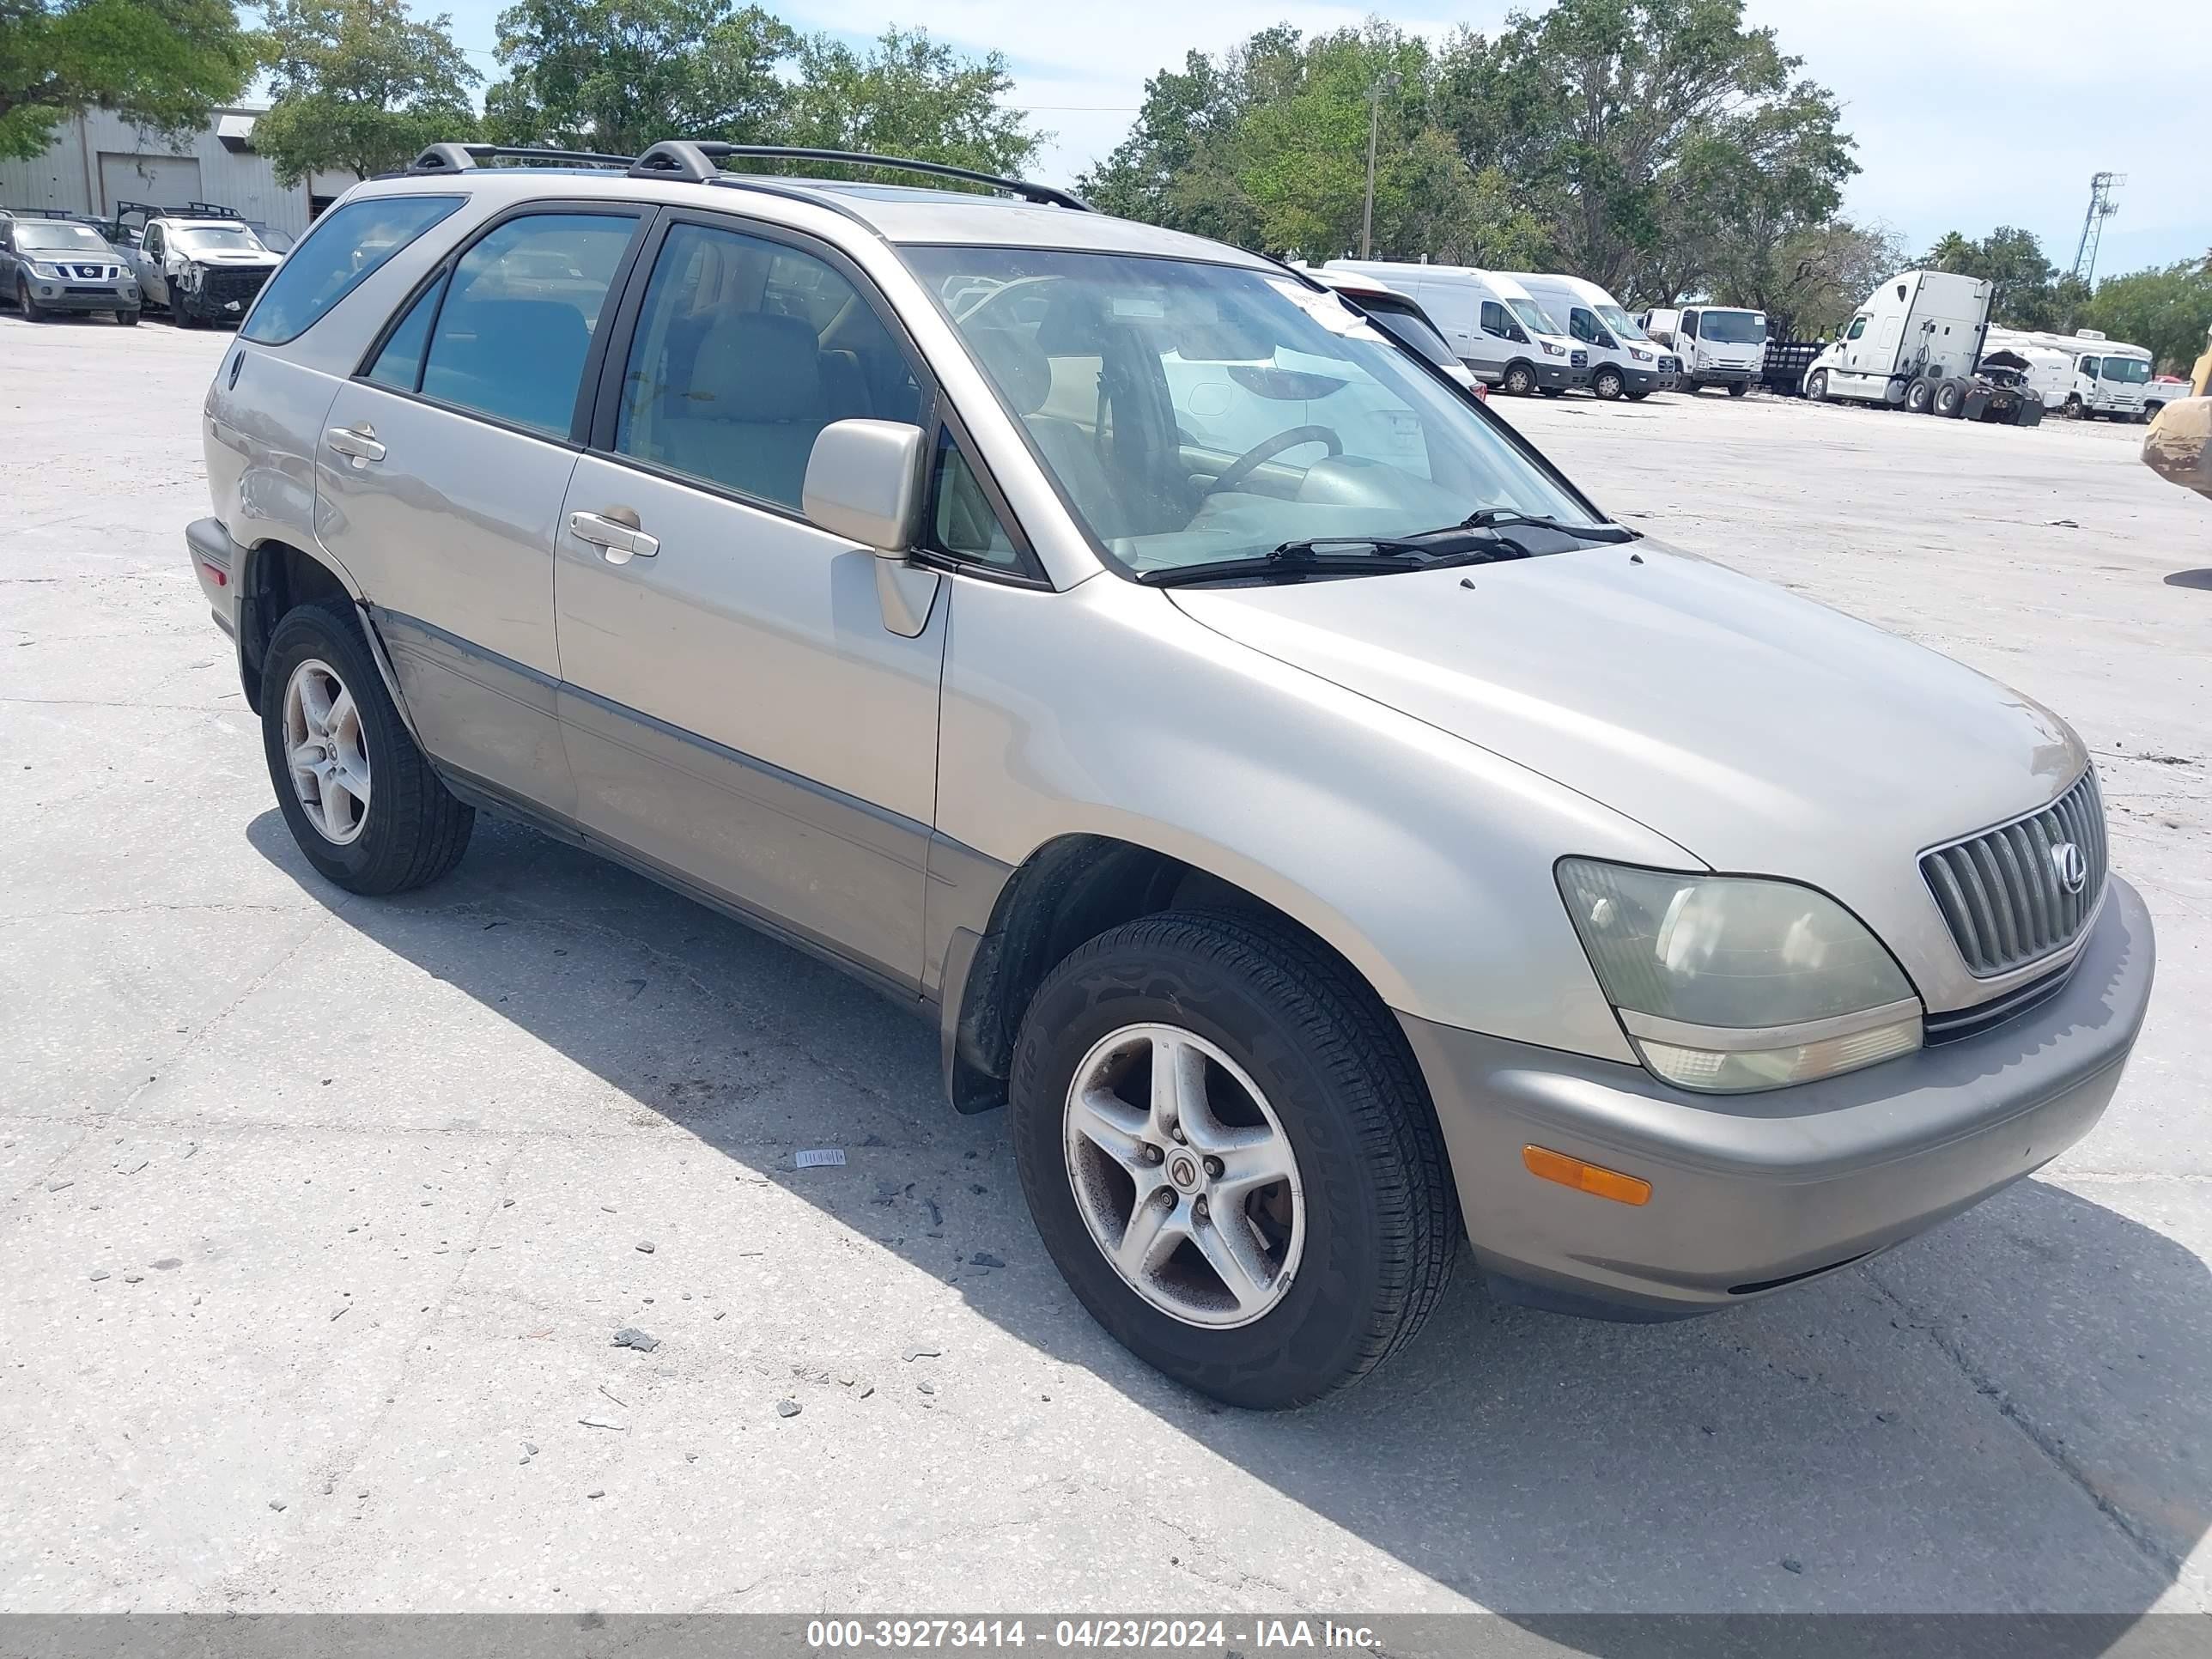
top-left (424, 0), bottom-right (2212, 280)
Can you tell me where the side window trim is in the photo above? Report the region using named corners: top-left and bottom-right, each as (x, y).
top-left (918, 404), bottom-right (1048, 586)
top-left (348, 198), bottom-right (656, 447)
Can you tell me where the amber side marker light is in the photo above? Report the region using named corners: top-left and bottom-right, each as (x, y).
top-left (1522, 1145), bottom-right (1652, 1206)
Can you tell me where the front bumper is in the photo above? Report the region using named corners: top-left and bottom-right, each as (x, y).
top-left (1534, 360), bottom-right (1591, 392)
top-left (22, 276), bottom-right (137, 313)
top-left (1619, 364), bottom-right (1665, 393)
top-left (1686, 363), bottom-right (1759, 386)
top-left (1401, 875), bottom-right (2154, 1320)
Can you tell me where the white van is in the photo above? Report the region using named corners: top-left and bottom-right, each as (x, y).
top-left (1638, 305), bottom-right (1768, 394)
top-left (1985, 327), bottom-right (2153, 421)
top-left (1500, 272), bottom-right (1676, 399)
top-left (1328, 262), bottom-right (1590, 396)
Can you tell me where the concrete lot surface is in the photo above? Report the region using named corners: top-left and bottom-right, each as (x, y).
top-left (3, 311), bottom-right (2209, 1617)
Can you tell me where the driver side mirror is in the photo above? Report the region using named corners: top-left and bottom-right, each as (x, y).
top-left (803, 419), bottom-right (939, 639)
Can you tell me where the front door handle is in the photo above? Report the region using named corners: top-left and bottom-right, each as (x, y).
top-left (568, 507), bottom-right (659, 565)
top-left (325, 424), bottom-right (386, 466)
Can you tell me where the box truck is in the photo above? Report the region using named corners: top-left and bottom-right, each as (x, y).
top-left (1985, 327), bottom-right (2154, 421)
top-left (1636, 305), bottom-right (1768, 393)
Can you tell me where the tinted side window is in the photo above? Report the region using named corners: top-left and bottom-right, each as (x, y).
top-left (419, 212), bottom-right (637, 438)
top-left (611, 221), bottom-right (921, 510)
top-left (1681, 311), bottom-right (1699, 338)
top-left (1568, 307), bottom-right (1599, 343)
top-left (366, 276), bottom-right (446, 391)
top-left (930, 429), bottom-right (1020, 571)
top-left (1844, 315), bottom-right (1869, 341)
top-left (240, 195), bottom-right (463, 344)
top-left (1480, 301), bottom-right (1510, 335)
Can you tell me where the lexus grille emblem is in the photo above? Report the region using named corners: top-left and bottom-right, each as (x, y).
top-left (2051, 842), bottom-right (2088, 896)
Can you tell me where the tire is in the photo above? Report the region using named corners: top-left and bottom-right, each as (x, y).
top-left (1502, 362), bottom-right (1536, 397)
top-left (2065, 395), bottom-right (2084, 421)
top-left (1625, 389), bottom-right (1650, 401)
top-left (1591, 368), bottom-right (1625, 400)
top-left (1934, 378), bottom-right (1966, 418)
top-left (173, 301), bottom-right (198, 329)
top-left (1540, 386), bottom-right (1565, 398)
top-left (115, 309), bottom-right (139, 326)
top-left (259, 598), bottom-right (473, 895)
top-left (18, 277), bottom-right (46, 322)
top-left (1011, 910), bottom-right (1456, 1410)
top-left (1806, 369), bottom-right (1829, 402)
top-left (1903, 378), bottom-right (1933, 413)
top-left (1727, 379), bottom-right (1750, 398)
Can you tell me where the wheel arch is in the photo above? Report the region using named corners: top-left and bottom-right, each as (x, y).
top-left (235, 535), bottom-right (369, 715)
top-left (1502, 356), bottom-right (1539, 391)
top-left (939, 831), bottom-right (1407, 1117)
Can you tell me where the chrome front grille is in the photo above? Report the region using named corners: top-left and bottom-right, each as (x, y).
top-left (1920, 769), bottom-right (2107, 977)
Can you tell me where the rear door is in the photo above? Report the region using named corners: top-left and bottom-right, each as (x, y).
top-left (550, 210), bottom-right (947, 988)
top-left (316, 202), bottom-right (648, 814)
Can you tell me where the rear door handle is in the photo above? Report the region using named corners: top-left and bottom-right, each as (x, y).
top-left (325, 424), bottom-right (385, 465)
top-left (568, 508), bottom-right (659, 565)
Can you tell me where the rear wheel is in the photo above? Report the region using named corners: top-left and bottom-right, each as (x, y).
top-left (1934, 378), bottom-right (1966, 418)
top-left (260, 599), bottom-right (473, 895)
top-left (1012, 911), bottom-right (1455, 1410)
top-left (1502, 362), bottom-right (1536, 397)
top-left (1591, 367), bottom-right (1625, 400)
top-left (1903, 377), bottom-right (1933, 413)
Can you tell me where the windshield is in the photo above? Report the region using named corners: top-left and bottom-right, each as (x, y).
top-left (2100, 356), bottom-right (2150, 384)
top-left (14, 223), bottom-right (112, 254)
top-left (1507, 297), bottom-right (1562, 337)
top-left (1355, 299), bottom-right (1457, 370)
top-left (907, 246), bottom-right (1600, 577)
top-left (1699, 309), bottom-right (1767, 344)
top-left (173, 226), bottom-right (264, 253)
top-left (1595, 303), bottom-right (1646, 341)
top-left (253, 225), bottom-right (296, 253)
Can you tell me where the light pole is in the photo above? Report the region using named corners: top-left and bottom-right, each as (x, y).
top-left (1361, 70), bottom-right (1401, 259)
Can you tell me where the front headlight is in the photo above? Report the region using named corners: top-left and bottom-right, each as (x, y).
top-left (1628, 347), bottom-right (1653, 362)
top-left (29, 261), bottom-right (63, 281)
top-left (1541, 341), bottom-right (1565, 356)
top-left (1557, 859), bottom-right (1922, 1093)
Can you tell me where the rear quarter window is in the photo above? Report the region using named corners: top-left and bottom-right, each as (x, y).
top-left (240, 195), bottom-right (465, 346)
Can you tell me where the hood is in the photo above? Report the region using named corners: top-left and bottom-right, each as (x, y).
top-left (1169, 544), bottom-right (2086, 978)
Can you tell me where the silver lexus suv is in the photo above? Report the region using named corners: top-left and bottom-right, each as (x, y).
top-left (186, 141), bottom-right (2155, 1409)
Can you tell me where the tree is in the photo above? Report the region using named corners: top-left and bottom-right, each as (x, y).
top-left (486, 0), bottom-right (794, 159)
top-left (2079, 260), bottom-right (2212, 373)
top-left (1745, 217), bottom-right (1904, 339)
top-left (252, 0), bottom-right (479, 185)
top-left (1438, 0), bottom-right (1856, 299)
top-left (1, 0), bottom-right (258, 161)
top-left (1923, 225), bottom-right (2073, 329)
top-left (779, 26), bottom-right (1042, 181)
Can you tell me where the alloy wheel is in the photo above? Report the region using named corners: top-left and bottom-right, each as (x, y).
top-left (282, 658), bottom-right (371, 845)
top-left (1061, 1023), bottom-right (1306, 1330)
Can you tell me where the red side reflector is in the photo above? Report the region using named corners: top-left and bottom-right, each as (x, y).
top-left (202, 563), bottom-right (228, 586)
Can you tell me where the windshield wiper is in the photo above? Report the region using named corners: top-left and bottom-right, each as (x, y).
top-left (1137, 539), bottom-right (1431, 588)
top-left (1454, 508), bottom-right (1638, 542)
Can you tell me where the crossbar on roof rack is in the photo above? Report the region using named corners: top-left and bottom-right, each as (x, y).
top-left (404, 138), bottom-right (1088, 210)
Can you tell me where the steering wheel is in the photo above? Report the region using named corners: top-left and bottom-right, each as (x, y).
top-left (1202, 425), bottom-right (1342, 496)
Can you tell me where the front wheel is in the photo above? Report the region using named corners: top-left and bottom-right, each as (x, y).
top-left (1727, 379), bottom-right (1750, 398)
top-left (1806, 370), bottom-right (1829, 402)
top-left (260, 599), bottom-right (473, 895)
top-left (18, 278), bottom-right (46, 322)
top-left (114, 308), bottom-right (139, 326)
top-left (1592, 368), bottom-right (1626, 400)
top-left (1012, 911), bottom-right (1456, 1410)
top-left (1501, 362), bottom-right (1536, 397)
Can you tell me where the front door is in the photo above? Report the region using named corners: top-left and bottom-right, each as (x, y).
top-left (553, 212), bottom-right (945, 988)
top-left (317, 204), bottom-right (647, 814)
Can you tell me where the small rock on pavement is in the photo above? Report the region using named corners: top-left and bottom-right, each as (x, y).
top-left (611, 1326), bottom-right (660, 1352)
top-left (578, 1415), bottom-right (625, 1431)
top-left (1782, 1558), bottom-right (1804, 1575)
top-left (524, 1442), bottom-right (539, 1456)
top-left (123, 1273), bottom-right (144, 1284)
top-left (775, 1399), bottom-right (801, 1419)
top-left (46, 1179), bottom-right (72, 1193)
top-left (970, 1252), bottom-right (1006, 1269)
top-left (149, 1257), bottom-right (181, 1270)
top-left (902, 1346), bottom-right (942, 1362)
top-left (268, 1500), bottom-right (286, 1512)
top-left (88, 1269), bottom-right (110, 1282)
top-left (917, 1381), bottom-right (936, 1395)
top-left (635, 1240), bottom-right (655, 1254)
top-left (586, 1489), bottom-right (605, 1499)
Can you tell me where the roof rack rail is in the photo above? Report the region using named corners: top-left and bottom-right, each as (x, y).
top-left (707, 145), bottom-right (1090, 210)
top-left (406, 142), bottom-right (638, 174)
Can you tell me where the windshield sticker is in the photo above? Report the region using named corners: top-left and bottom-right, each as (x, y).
top-left (1264, 276), bottom-right (1388, 343)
